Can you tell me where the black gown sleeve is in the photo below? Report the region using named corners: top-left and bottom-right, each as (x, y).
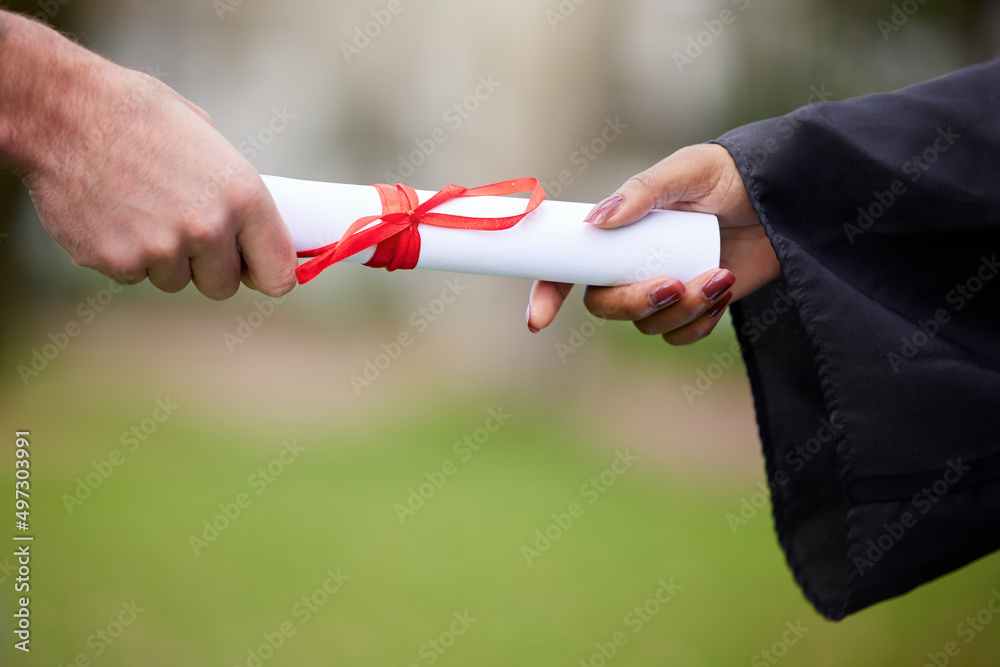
top-left (711, 58), bottom-right (1000, 620)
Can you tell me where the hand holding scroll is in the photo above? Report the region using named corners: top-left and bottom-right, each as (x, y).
top-left (527, 144), bottom-right (779, 345)
top-left (0, 11), bottom-right (297, 300)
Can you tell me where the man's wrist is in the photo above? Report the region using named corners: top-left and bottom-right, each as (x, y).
top-left (0, 12), bottom-right (104, 176)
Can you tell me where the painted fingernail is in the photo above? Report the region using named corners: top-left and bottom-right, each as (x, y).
top-left (706, 292), bottom-right (733, 319)
top-left (649, 281), bottom-right (683, 309)
top-left (526, 304), bottom-right (539, 333)
top-left (702, 269), bottom-right (735, 301)
top-left (583, 194), bottom-right (624, 225)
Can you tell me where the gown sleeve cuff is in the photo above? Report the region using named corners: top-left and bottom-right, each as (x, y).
top-left (711, 110), bottom-right (1000, 619)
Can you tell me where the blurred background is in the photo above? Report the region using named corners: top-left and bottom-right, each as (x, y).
top-left (2, 0), bottom-right (1000, 665)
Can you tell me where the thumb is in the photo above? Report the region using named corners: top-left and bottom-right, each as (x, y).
top-left (235, 176), bottom-right (298, 297)
top-left (585, 144), bottom-right (730, 229)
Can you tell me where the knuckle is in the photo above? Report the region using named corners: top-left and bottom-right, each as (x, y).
top-left (143, 235), bottom-right (182, 265)
top-left (624, 285), bottom-right (657, 320)
top-left (257, 268), bottom-right (296, 298)
top-left (677, 144), bottom-right (727, 189)
top-left (225, 174), bottom-right (267, 215)
top-left (70, 252), bottom-right (100, 272)
top-left (622, 170), bottom-right (658, 194)
top-left (182, 214), bottom-right (228, 249)
top-left (687, 319), bottom-right (719, 342)
top-left (105, 260), bottom-right (147, 285)
top-left (96, 244), bottom-right (144, 279)
top-left (584, 285), bottom-right (652, 322)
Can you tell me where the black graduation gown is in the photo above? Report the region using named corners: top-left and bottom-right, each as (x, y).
top-left (712, 58), bottom-right (1000, 620)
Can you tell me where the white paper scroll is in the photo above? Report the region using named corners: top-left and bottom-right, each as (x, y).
top-left (262, 175), bottom-right (720, 286)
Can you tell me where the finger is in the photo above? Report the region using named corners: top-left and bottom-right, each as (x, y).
top-left (146, 256), bottom-right (193, 294)
top-left (527, 281), bottom-right (573, 332)
top-left (628, 269), bottom-right (735, 336)
top-left (234, 179), bottom-right (297, 298)
top-left (584, 144), bottom-right (729, 229)
top-left (662, 292), bottom-right (734, 346)
top-left (96, 250), bottom-right (149, 287)
top-left (582, 277), bottom-right (685, 322)
top-left (190, 241), bottom-right (242, 300)
top-left (109, 269), bottom-right (147, 287)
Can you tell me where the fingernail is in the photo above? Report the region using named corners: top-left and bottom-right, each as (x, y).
top-left (649, 281), bottom-right (683, 309)
top-left (583, 194), bottom-right (624, 225)
top-left (706, 292), bottom-right (733, 319)
top-left (526, 304), bottom-right (539, 334)
top-left (702, 269), bottom-right (735, 301)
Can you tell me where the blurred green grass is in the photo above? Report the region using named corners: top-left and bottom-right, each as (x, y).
top-left (3, 382), bottom-right (1000, 667)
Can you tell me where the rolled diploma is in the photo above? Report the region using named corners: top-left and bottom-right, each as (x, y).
top-left (262, 175), bottom-right (720, 286)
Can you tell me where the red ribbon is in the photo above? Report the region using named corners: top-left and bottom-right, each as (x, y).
top-left (295, 178), bottom-right (546, 284)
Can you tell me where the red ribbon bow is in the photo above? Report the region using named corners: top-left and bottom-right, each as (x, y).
top-left (295, 178), bottom-right (546, 284)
